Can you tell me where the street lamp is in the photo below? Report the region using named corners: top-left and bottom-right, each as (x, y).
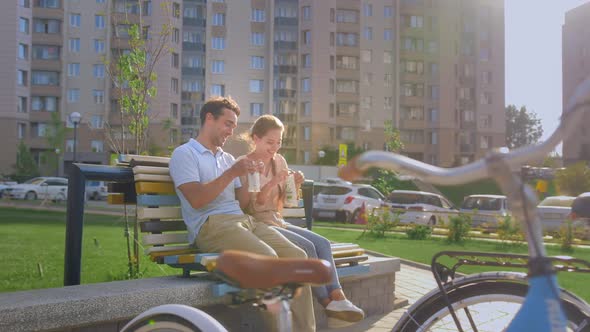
top-left (69, 112), bottom-right (81, 163)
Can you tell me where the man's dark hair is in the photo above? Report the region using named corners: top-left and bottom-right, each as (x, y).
top-left (199, 96), bottom-right (240, 127)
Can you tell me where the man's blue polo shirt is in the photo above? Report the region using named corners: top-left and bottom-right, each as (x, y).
top-left (169, 138), bottom-right (243, 244)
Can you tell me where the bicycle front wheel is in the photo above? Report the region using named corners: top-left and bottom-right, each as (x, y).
top-left (120, 304), bottom-right (228, 332)
top-left (394, 272), bottom-right (590, 332)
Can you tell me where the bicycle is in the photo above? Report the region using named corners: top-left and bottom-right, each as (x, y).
top-left (337, 77), bottom-right (590, 331)
top-left (120, 250), bottom-right (332, 332)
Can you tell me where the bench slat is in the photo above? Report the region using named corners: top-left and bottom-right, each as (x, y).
top-left (137, 206), bottom-right (182, 220)
top-left (334, 255), bottom-right (369, 266)
top-left (133, 165), bottom-right (170, 175)
top-left (135, 174), bottom-right (173, 182)
top-left (121, 154), bottom-right (171, 165)
top-left (136, 182), bottom-right (175, 195)
top-left (331, 244), bottom-right (362, 252)
top-left (143, 233), bottom-right (188, 245)
top-left (137, 195), bottom-right (181, 207)
top-left (146, 245), bottom-right (193, 255)
top-left (140, 220), bottom-right (187, 232)
top-left (332, 248), bottom-right (365, 258)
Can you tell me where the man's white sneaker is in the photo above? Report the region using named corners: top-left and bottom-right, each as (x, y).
top-left (325, 299), bottom-right (365, 328)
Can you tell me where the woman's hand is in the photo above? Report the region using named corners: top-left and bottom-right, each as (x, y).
top-left (292, 170), bottom-right (305, 186)
top-left (271, 169), bottom-right (289, 185)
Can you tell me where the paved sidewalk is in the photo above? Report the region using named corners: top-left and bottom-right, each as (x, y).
top-left (319, 263), bottom-right (437, 332)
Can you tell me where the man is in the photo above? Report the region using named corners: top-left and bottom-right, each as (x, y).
top-left (169, 96), bottom-right (316, 332)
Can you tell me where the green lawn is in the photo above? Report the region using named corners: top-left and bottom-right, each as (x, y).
top-left (1, 207), bottom-right (589, 303)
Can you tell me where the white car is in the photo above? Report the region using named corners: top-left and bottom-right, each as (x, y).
top-left (387, 190), bottom-right (457, 226)
top-left (313, 183), bottom-right (388, 223)
top-left (536, 196), bottom-right (576, 231)
top-left (0, 181), bottom-right (17, 198)
top-left (86, 181), bottom-right (108, 200)
top-left (8, 177), bottom-right (68, 201)
top-left (459, 195), bottom-right (509, 228)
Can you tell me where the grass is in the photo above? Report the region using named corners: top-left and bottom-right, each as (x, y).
top-left (1, 207), bottom-right (589, 303)
top-left (312, 227), bottom-right (590, 302)
top-left (0, 207), bottom-right (175, 293)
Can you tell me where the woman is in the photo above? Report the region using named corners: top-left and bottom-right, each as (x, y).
top-left (237, 115), bottom-right (364, 328)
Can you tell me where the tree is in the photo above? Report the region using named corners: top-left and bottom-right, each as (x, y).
top-left (505, 105), bottom-right (543, 149)
top-left (384, 120), bottom-right (404, 153)
top-left (104, 2), bottom-right (174, 155)
top-left (555, 162), bottom-right (590, 196)
top-left (11, 141), bottom-right (39, 183)
top-left (41, 112), bottom-right (68, 176)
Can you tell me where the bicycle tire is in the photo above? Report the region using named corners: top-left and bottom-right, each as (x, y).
top-left (120, 304), bottom-right (228, 332)
top-left (394, 272), bottom-right (590, 332)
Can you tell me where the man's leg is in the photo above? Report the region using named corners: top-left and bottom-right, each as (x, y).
top-left (253, 222), bottom-right (316, 332)
top-left (195, 214), bottom-right (277, 257)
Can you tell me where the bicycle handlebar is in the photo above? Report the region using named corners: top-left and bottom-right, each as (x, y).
top-left (339, 77), bottom-right (590, 185)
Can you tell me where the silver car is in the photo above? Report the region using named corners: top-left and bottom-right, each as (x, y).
top-left (459, 195), bottom-right (509, 228)
top-left (313, 184), bottom-right (388, 223)
top-left (536, 196), bottom-right (575, 231)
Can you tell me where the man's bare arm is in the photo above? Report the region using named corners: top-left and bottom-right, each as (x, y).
top-left (235, 185), bottom-right (250, 210)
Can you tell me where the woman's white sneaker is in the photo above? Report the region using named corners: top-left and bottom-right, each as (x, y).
top-left (325, 299), bottom-right (365, 328)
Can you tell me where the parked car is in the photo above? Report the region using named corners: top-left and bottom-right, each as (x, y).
top-left (0, 181), bottom-right (17, 198)
top-left (459, 195), bottom-right (509, 228)
top-left (536, 196), bottom-right (576, 231)
top-left (313, 183), bottom-right (388, 223)
top-left (86, 181), bottom-right (108, 200)
top-left (570, 192), bottom-right (590, 232)
top-left (387, 190), bottom-right (457, 226)
top-left (8, 177), bottom-right (68, 201)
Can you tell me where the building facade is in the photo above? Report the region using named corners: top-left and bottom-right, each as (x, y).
top-left (563, 1), bottom-right (590, 165)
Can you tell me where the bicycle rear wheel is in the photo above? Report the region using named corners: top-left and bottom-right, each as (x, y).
top-left (394, 272), bottom-right (590, 332)
top-left (121, 304), bottom-right (228, 332)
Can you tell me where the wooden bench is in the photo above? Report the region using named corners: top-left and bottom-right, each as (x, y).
top-left (108, 154), bottom-right (370, 295)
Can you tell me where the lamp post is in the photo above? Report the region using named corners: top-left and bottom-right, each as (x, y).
top-left (55, 148), bottom-right (60, 176)
top-left (69, 112), bottom-right (81, 163)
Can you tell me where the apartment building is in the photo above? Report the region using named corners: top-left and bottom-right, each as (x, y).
top-left (205, 0), bottom-right (505, 166)
top-left (563, 2), bottom-right (590, 165)
top-left (0, 0), bottom-right (181, 176)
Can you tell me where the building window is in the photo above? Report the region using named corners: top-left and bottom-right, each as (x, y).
top-left (18, 44), bottom-right (28, 60)
top-left (301, 102), bottom-right (311, 116)
top-left (480, 136), bottom-right (491, 149)
top-left (94, 39), bottom-right (105, 53)
top-left (428, 108), bottom-right (439, 122)
top-left (430, 62), bottom-right (439, 76)
top-left (361, 50), bottom-right (372, 63)
top-left (93, 64), bottom-right (105, 78)
top-left (91, 140), bottom-right (104, 153)
top-left (336, 33), bottom-right (358, 47)
top-left (336, 9), bottom-right (358, 23)
top-left (384, 28), bottom-right (393, 41)
top-left (211, 84), bottom-right (225, 96)
top-left (251, 8), bottom-right (265, 22)
top-left (172, 2), bottom-right (180, 18)
top-left (68, 63), bottom-right (80, 77)
top-left (211, 37), bottom-right (225, 50)
top-left (363, 4), bottom-right (372, 16)
top-left (65, 139), bottom-right (74, 152)
top-left (482, 71), bottom-right (492, 84)
top-left (400, 130), bottom-right (424, 144)
top-left (212, 13), bottom-right (225, 26)
top-left (91, 115), bottom-right (104, 128)
top-left (170, 103), bottom-right (178, 119)
top-left (384, 6), bottom-right (393, 18)
top-left (401, 83), bottom-right (424, 97)
top-left (95, 15), bottom-right (105, 29)
top-left (429, 85), bottom-right (439, 100)
top-left (68, 89), bottom-right (80, 103)
top-left (336, 80), bottom-right (359, 93)
top-left (32, 96), bottom-right (57, 112)
top-left (480, 48), bottom-right (490, 61)
top-left (479, 114), bottom-right (492, 129)
top-left (172, 28), bottom-right (180, 43)
top-left (402, 15), bottom-right (424, 28)
top-left (17, 123), bottom-right (26, 139)
top-left (250, 56), bottom-right (264, 69)
top-left (251, 32), bottom-right (265, 46)
top-left (250, 103), bottom-right (263, 117)
top-left (429, 132), bottom-right (438, 145)
top-left (36, 0), bottom-right (60, 8)
top-left (301, 78), bottom-right (311, 92)
top-left (69, 38), bottom-right (80, 52)
top-left (402, 60), bottom-right (424, 74)
top-left (302, 6), bottom-right (311, 20)
top-left (301, 30), bottom-right (310, 45)
top-left (480, 92), bottom-right (492, 105)
top-left (363, 27), bottom-right (373, 40)
top-left (143, 0), bottom-right (152, 15)
top-left (31, 71), bottom-right (59, 86)
top-left (302, 54), bottom-right (311, 68)
top-left (171, 53), bottom-right (179, 68)
top-left (19, 0), bottom-right (30, 8)
top-left (249, 79), bottom-right (264, 93)
top-left (211, 60), bottom-right (224, 73)
top-left (93, 90), bottom-right (104, 104)
top-left (384, 51), bottom-right (392, 64)
top-left (34, 18), bottom-right (61, 34)
top-left (182, 79), bottom-right (203, 92)
top-left (303, 127), bottom-right (311, 141)
top-left (384, 97), bottom-right (393, 110)
top-left (17, 96), bottom-right (28, 113)
top-left (402, 37), bottom-right (424, 52)
top-left (19, 18), bottom-right (29, 34)
top-left (33, 45), bottom-right (60, 60)
top-left (462, 110), bottom-right (475, 122)
top-left (337, 56), bottom-right (359, 69)
top-left (384, 74), bottom-right (393, 87)
top-left (363, 72), bottom-right (373, 85)
top-left (171, 78), bottom-right (179, 94)
top-left (361, 96), bottom-right (372, 109)
top-left (15, 70), bottom-right (33, 85)
top-left (70, 13), bottom-right (81, 27)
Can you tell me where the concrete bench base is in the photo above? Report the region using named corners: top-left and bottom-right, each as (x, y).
top-left (0, 255), bottom-right (401, 332)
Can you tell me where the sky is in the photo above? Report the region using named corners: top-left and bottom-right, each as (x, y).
top-left (505, 0), bottom-right (589, 151)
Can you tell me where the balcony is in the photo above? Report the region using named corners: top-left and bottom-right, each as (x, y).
top-left (460, 121), bottom-right (476, 130)
top-left (459, 75), bottom-right (476, 86)
top-left (276, 113), bottom-right (297, 123)
top-left (274, 65), bottom-right (297, 74)
top-left (400, 118), bottom-right (424, 128)
top-left (31, 59), bottom-right (62, 71)
top-left (274, 41), bottom-right (297, 50)
top-left (182, 42), bottom-right (206, 52)
top-left (183, 17), bottom-right (206, 27)
top-left (459, 99), bottom-right (475, 109)
top-left (274, 17), bottom-right (298, 26)
top-left (181, 117), bottom-right (199, 126)
top-left (274, 89), bottom-right (297, 98)
top-left (181, 92), bottom-right (204, 102)
top-left (31, 85), bottom-right (61, 96)
top-left (182, 67), bottom-right (205, 76)
top-left (460, 144), bottom-right (475, 153)
top-left (32, 32), bottom-right (62, 45)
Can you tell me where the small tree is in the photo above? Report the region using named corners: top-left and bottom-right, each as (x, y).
top-left (505, 105), bottom-right (543, 149)
top-left (555, 162), bottom-right (590, 196)
top-left (41, 112), bottom-right (67, 176)
top-left (384, 120), bottom-right (405, 153)
top-left (11, 141), bottom-right (40, 183)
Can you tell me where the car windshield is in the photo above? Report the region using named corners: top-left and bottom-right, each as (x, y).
top-left (388, 193), bottom-right (430, 204)
top-left (461, 197), bottom-right (503, 211)
top-left (23, 178), bottom-right (45, 185)
top-left (538, 197), bottom-right (575, 207)
top-left (320, 186), bottom-right (352, 195)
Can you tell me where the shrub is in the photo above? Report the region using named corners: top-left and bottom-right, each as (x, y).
top-left (497, 215), bottom-right (524, 244)
top-left (559, 220), bottom-right (575, 252)
top-left (365, 208), bottom-right (398, 238)
top-left (406, 224), bottom-right (432, 240)
top-left (447, 213), bottom-right (472, 243)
